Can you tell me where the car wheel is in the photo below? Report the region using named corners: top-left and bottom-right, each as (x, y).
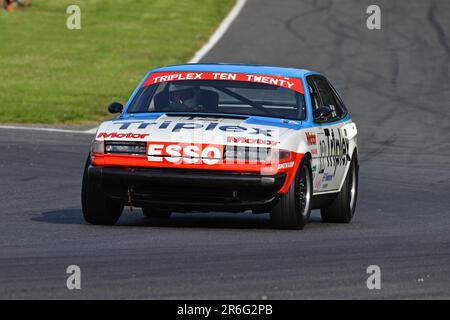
top-left (142, 207), bottom-right (172, 219)
top-left (81, 156), bottom-right (124, 225)
top-left (320, 156), bottom-right (358, 223)
top-left (270, 157), bottom-right (312, 229)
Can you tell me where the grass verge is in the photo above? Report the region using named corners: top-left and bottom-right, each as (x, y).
top-left (0, 0), bottom-right (235, 124)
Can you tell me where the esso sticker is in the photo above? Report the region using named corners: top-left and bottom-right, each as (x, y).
top-left (147, 142), bottom-right (223, 165)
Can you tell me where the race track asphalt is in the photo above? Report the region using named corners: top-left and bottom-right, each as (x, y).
top-left (1, 0), bottom-right (449, 299)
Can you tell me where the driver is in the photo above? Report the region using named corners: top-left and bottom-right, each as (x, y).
top-left (168, 84), bottom-right (201, 110)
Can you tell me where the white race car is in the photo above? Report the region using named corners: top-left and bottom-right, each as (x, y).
top-left (82, 64), bottom-right (358, 229)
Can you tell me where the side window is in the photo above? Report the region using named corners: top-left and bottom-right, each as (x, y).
top-left (329, 83), bottom-right (348, 115)
top-left (313, 76), bottom-right (344, 121)
top-left (306, 76), bottom-right (320, 112)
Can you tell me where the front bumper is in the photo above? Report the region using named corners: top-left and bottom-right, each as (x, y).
top-left (88, 165), bottom-right (286, 212)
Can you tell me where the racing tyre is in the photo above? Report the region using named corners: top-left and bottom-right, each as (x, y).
top-left (320, 156), bottom-right (358, 223)
top-left (81, 156), bottom-right (124, 225)
top-left (270, 157), bottom-right (312, 230)
top-left (142, 207), bottom-right (172, 219)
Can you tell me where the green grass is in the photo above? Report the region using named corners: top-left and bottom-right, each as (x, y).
top-left (0, 0), bottom-right (235, 124)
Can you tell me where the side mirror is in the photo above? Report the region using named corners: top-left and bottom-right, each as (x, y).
top-left (108, 102), bottom-right (124, 114)
top-left (313, 105), bottom-right (333, 121)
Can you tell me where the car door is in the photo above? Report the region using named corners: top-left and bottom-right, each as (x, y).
top-left (307, 75), bottom-right (350, 193)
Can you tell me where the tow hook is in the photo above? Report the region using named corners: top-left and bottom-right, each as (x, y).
top-left (127, 186), bottom-right (134, 211)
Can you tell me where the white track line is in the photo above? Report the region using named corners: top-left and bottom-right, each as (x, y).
top-left (3, 0), bottom-right (246, 133)
top-left (189, 0), bottom-right (247, 63)
top-left (0, 125), bottom-right (96, 134)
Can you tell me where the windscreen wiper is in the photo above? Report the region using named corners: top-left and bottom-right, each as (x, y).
top-left (163, 112), bottom-right (248, 120)
top-left (216, 87), bottom-right (279, 118)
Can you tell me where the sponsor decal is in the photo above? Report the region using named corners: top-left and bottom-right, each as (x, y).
top-left (323, 173), bottom-right (334, 182)
top-left (111, 120), bottom-right (274, 137)
top-left (282, 119), bottom-right (300, 125)
top-left (312, 165), bottom-right (317, 173)
top-left (147, 142), bottom-right (223, 165)
top-left (277, 161), bottom-right (295, 169)
top-left (314, 176), bottom-right (322, 189)
top-left (97, 132), bottom-right (149, 139)
top-left (305, 132), bottom-right (317, 145)
top-left (311, 148), bottom-right (318, 155)
top-left (142, 71), bottom-right (304, 94)
top-left (227, 136), bottom-right (279, 146)
top-left (317, 127), bottom-right (349, 176)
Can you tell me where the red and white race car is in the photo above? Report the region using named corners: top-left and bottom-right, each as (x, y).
top-left (82, 64), bottom-right (358, 229)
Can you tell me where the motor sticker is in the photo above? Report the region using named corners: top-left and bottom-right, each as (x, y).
top-left (305, 132), bottom-right (317, 145)
top-left (226, 136), bottom-right (279, 146)
top-left (97, 132), bottom-right (149, 139)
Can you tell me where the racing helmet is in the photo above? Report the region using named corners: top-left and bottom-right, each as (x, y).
top-left (168, 84), bottom-right (200, 109)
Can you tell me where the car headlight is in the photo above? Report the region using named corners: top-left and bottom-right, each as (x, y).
top-left (224, 146), bottom-right (270, 162)
top-left (223, 146), bottom-right (293, 164)
top-left (104, 141), bottom-right (147, 155)
top-left (91, 140), bottom-right (104, 154)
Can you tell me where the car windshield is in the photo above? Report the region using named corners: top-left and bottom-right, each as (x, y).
top-left (127, 80), bottom-right (307, 120)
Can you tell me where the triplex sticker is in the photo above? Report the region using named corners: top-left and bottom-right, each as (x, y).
top-left (142, 71), bottom-right (304, 93)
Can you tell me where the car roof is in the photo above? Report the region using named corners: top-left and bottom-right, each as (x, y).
top-left (150, 63), bottom-right (314, 78)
